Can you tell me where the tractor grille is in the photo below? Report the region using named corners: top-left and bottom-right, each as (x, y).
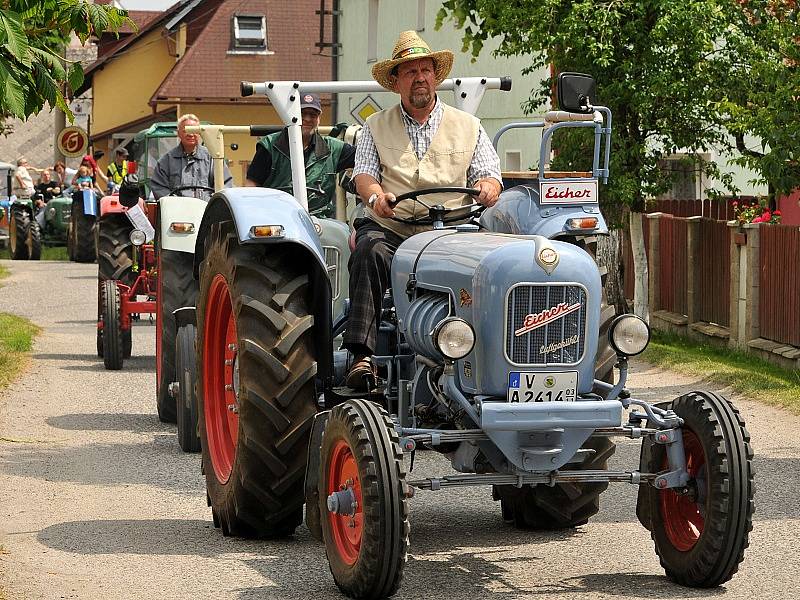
top-left (505, 284), bottom-right (587, 365)
top-left (323, 246), bottom-right (340, 300)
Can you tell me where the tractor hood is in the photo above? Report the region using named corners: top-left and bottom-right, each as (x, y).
top-left (392, 230), bottom-right (602, 397)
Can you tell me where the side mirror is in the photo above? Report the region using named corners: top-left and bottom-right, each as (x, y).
top-left (557, 72), bottom-right (596, 113)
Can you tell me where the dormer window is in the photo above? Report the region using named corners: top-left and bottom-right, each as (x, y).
top-left (232, 14), bottom-right (267, 52)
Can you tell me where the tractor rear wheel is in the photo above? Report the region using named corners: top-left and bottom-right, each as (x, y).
top-left (197, 221), bottom-right (317, 538)
top-left (157, 250), bottom-right (197, 424)
top-left (97, 214), bottom-right (135, 284)
top-left (69, 198), bottom-right (96, 263)
top-left (493, 436), bottom-right (616, 529)
top-left (101, 279), bottom-right (124, 370)
top-left (176, 323), bottom-right (201, 453)
top-left (637, 392), bottom-right (754, 587)
top-left (320, 399), bottom-right (409, 599)
top-left (9, 205), bottom-right (30, 260)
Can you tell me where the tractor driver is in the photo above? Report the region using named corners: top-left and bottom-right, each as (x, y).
top-left (344, 31), bottom-right (503, 390)
top-left (106, 147), bottom-right (130, 188)
top-left (245, 93), bottom-right (356, 218)
top-left (150, 114), bottom-right (233, 200)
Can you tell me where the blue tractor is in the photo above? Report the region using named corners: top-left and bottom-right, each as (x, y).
top-left (191, 74), bottom-right (753, 599)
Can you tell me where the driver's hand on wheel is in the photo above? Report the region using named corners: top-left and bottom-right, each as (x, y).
top-left (369, 192), bottom-right (397, 218)
top-left (474, 178), bottom-right (501, 207)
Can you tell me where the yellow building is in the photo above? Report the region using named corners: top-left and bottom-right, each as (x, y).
top-left (80, 0), bottom-right (335, 184)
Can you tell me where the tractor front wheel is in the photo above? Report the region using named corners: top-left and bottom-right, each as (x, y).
top-left (197, 221), bottom-right (317, 538)
top-left (156, 250), bottom-right (197, 424)
top-left (320, 399), bottom-right (409, 600)
top-left (637, 391), bottom-right (754, 587)
top-left (176, 323), bottom-right (200, 453)
top-left (101, 279), bottom-right (124, 370)
top-left (27, 218), bottom-right (41, 260)
top-left (9, 205), bottom-right (30, 260)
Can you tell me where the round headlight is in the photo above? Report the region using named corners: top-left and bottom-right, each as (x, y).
top-left (47, 207), bottom-right (56, 218)
top-left (129, 229), bottom-right (147, 246)
top-left (433, 317), bottom-right (475, 360)
top-left (609, 315), bottom-right (650, 356)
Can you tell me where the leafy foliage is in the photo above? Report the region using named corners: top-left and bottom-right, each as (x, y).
top-left (436, 1), bottom-right (751, 215)
top-left (0, 1), bottom-right (131, 121)
top-left (720, 1), bottom-right (800, 196)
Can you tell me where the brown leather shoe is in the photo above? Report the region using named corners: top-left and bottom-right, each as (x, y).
top-left (346, 356), bottom-right (376, 390)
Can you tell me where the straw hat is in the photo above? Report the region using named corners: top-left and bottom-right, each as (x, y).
top-left (371, 31), bottom-right (454, 91)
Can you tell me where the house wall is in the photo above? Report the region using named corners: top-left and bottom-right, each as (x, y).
top-left (336, 0), bottom-right (549, 173)
top-left (92, 29), bottom-right (175, 138)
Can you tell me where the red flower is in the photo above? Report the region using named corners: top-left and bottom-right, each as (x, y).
top-left (775, 209), bottom-right (782, 215)
top-left (733, 200), bottom-right (739, 207)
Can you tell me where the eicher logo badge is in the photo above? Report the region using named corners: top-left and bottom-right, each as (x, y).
top-left (540, 180), bottom-right (598, 205)
top-left (515, 301), bottom-right (582, 337)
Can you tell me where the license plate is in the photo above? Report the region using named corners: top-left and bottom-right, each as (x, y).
top-left (507, 371), bottom-right (578, 403)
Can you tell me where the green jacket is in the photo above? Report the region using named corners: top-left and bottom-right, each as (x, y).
top-left (257, 129), bottom-right (347, 218)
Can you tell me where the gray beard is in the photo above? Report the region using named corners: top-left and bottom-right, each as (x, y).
top-left (410, 90), bottom-right (432, 109)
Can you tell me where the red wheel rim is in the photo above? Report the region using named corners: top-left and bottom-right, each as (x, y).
top-left (203, 274), bottom-right (239, 484)
top-left (659, 430), bottom-right (706, 551)
top-left (327, 439), bottom-right (363, 565)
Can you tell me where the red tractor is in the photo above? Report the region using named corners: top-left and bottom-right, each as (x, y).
top-left (96, 168), bottom-right (158, 370)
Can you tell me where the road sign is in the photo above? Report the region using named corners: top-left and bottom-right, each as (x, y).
top-left (57, 126), bottom-right (89, 158)
top-left (350, 96), bottom-right (381, 125)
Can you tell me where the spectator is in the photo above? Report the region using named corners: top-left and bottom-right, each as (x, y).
top-left (75, 165), bottom-right (93, 189)
top-left (34, 170), bottom-right (60, 207)
top-left (53, 161), bottom-right (67, 188)
top-left (72, 154), bottom-right (108, 190)
top-left (13, 157), bottom-right (36, 199)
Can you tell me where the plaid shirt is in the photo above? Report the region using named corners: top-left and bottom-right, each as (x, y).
top-left (353, 97), bottom-right (502, 187)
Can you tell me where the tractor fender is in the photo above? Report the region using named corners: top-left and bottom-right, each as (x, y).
top-left (480, 184), bottom-right (608, 239)
top-left (99, 194), bottom-right (145, 218)
top-left (194, 187), bottom-right (334, 384)
top-left (159, 195), bottom-right (206, 253)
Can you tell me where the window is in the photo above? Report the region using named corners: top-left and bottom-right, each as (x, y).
top-left (658, 155), bottom-right (701, 200)
top-left (232, 15), bottom-right (266, 52)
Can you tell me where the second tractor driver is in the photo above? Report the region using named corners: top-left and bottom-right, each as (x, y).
top-left (344, 31), bottom-right (503, 390)
top-left (245, 93), bottom-right (355, 218)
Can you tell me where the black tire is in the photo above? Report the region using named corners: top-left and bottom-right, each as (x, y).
top-left (320, 400), bottom-right (409, 599)
top-left (9, 205), bottom-right (30, 260)
top-left (123, 329), bottom-right (132, 359)
top-left (176, 323), bottom-right (201, 453)
top-left (157, 250), bottom-right (198, 424)
top-left (636, 391), bottom-right (754, 587)
top-left (27, 218), bottom-right (41, 260)
top-left (97, 214), bottom-right (135, 283)
top-left (70, 198), bottom-right (96, 263)
top-left (197, 221), bottom-right (318, 537)
top-left (493, 436), bottom-right (616, 529)
top-left (101, 279), bottom-right (124, 370)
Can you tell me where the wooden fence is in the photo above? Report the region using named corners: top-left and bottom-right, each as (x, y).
top-left (759, 225), bottom-right (800, 347)
top-left (657, 215), bottom-right (688, 316)
top-left (696, 219), bottom-right (731, 327)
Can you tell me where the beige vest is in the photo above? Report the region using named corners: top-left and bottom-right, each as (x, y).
top-left (365, 103), bottom-right (479, 238)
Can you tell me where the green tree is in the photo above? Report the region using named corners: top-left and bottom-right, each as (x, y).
top-left (0, 0), bottom-right (130, 121)
top-left (437, 0), bottom-right (748, 318)
top-left (721, 1), bottom-right (800, 200)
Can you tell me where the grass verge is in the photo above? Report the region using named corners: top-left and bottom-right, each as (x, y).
top-left (0, 245), bottom-right (68, 261)
top-left (0, 313), bottom-right (39, 391)
top-left (641, 331), bottom-right (800, 414)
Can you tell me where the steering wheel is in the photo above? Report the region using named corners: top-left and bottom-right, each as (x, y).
top-left (387, 186), bottom-right (484, 226)
top-left (168, 184), bottom-right (215, 196)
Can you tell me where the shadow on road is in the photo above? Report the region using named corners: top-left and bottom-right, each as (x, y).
top-left (64, 275), bottom-right (98, 280)
top-left (46, 413), bottom-right (164, 433)
top-left (59, 356), bottom-right (155, 372)
top-left (1, 435), bottom-right (202, 490)
top-left (35, 517), bottom-right (727, 599)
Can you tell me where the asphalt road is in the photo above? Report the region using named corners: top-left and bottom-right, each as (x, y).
top-left (0, 259), bottom-right (798, 600)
